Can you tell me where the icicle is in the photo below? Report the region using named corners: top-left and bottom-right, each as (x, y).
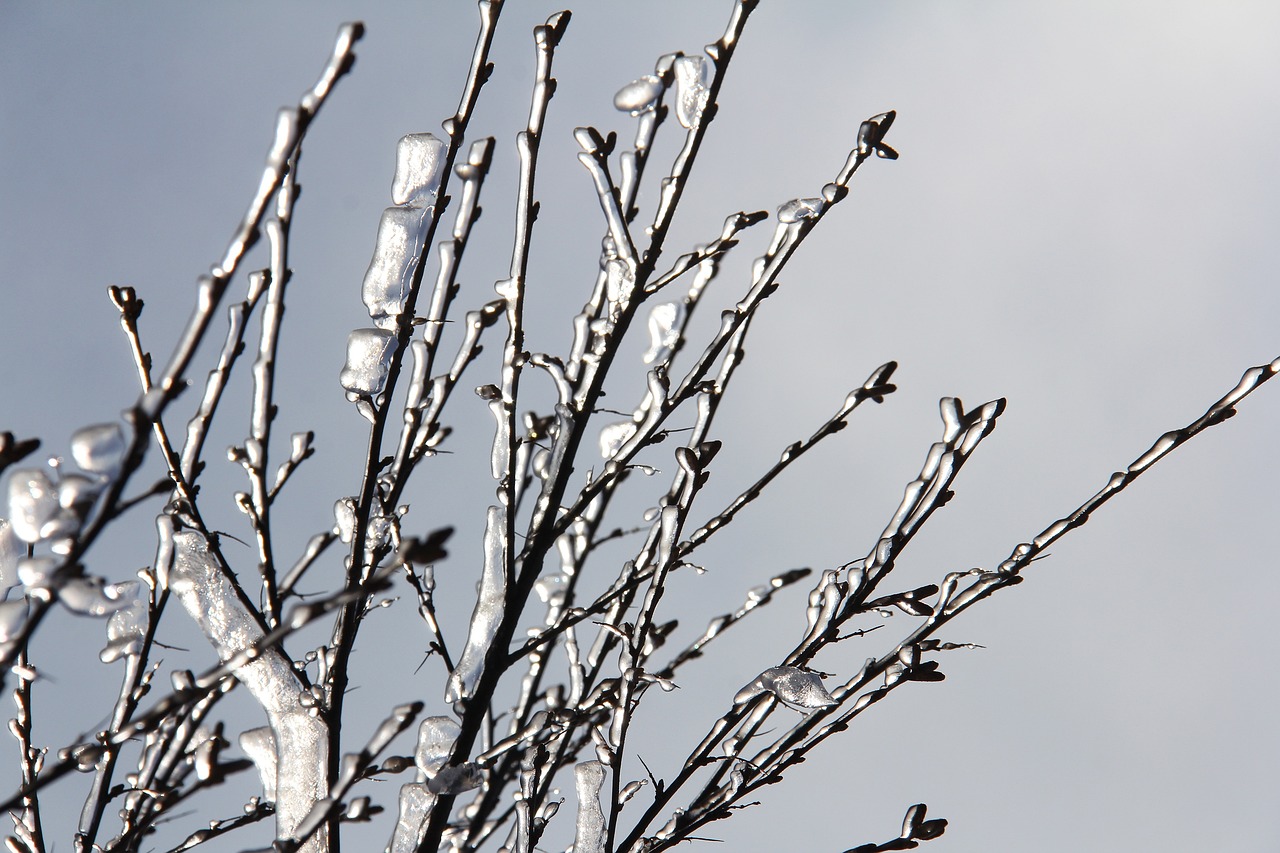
top-left (572, 760), bottom-right (607, 853)
top-left (446, 505), bottom-right (507, 705)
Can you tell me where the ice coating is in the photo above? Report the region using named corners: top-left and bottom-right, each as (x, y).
top-left (239, 726), bottom-right (278, 800)
top-left (339, 328), bottom-right (397, 399)
top-left (599, 421), bottom-right (637, 459)
top-left (7, 468), bottom-right (57, 543)
top-left (614, 74), bottom-right (662, 115)
top-left (426, 762), bottom-right (482, 794)
top-left (777, 197), bottom-right (823, 224)
top-left (643, 302), bottom-right (683, 364)
top-left (604, 257), bottom-right (635, 310)
top-left (56, 473), bottom-right (98, 514)
top-left (572, 760), bottom-right (607, 853)
top-left (0, 519), bottom-right (18, 589)
top-left (733, 666), bottom-right (837, 710)
top-left (445, 505), bottom-right (507, 705)
top-left (391, 132), bottom-right (447, 206)
top-left (17, 556), bottom-right (60, 592)
top-left (69, 422), bottom-right (125, 476)
top-left (362, 206), bottom-right (430, 330)
top-left (169, 529), bottom-right (328, 848)
top-left (674, 54), bottom-right (710, 129)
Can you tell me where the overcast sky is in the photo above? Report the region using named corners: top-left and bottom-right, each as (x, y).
top-left (2, 3), bottom-right (1278, 851)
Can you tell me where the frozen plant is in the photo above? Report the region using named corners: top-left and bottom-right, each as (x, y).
top-left (0, 3), bottom-right (1276, 852)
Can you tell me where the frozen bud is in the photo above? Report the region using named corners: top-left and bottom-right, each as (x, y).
top-left (70, 423), bottom-right (126, 477)
top-left (614, 74), bottom-right (663, 116)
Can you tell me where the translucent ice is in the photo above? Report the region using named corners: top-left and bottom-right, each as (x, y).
top-left (614, 74), bottom-right (662, 115)
top-left (0, 519), bottom-right (18, 589)
top-left (70, 423), bottom-right (125, 476)
top-left (643, 302), bottom-right (683, 364)
top-left (776, 197), bottom-right (823, 224)
top-left (425, 762), bottom-right (481, 794)
top-left (332, 497), bottom-right (357, 544)
top-left (7, 468), bottom-right (58, 543)
top-left (573, 760), bottom-right (607, 853)
top-left (674, 55), bottom-right (710, 129)
top-left (389, 782), bottom-right (435, 853)
top-left (339, 328), bottom-right (396, 400)
top-left (414, 715), bottom-right (460, 780)
top-left (0, 599), bottom-right (27, 643)
top-left (391, 133), bottom-right (447, 206)
top-left (362, 205), bottom-right (430, 330)
top-left (17, 556), bottom-right (61, 592)
top-left (599, 421), bottom-right (636, 459)
top-left (733, 666), bottom-right (837, 710)
top-left (445, 506), bottom-right (507, 705)
top-left (100, 586), bottom-right (147, 663)
top-left (604, 258), bottom-right (635, 308)
top-left (240, 726), bottom-right (278, 800)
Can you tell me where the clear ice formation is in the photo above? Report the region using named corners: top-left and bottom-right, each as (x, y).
top-left (614, 74), bottom-right (663, 115)
top-left (99, 585), bottom-right (147, 663)
top-left (0, 519), bottom-right (19, 589)
top-left (391, 133), bottom-right (447, 207)
top-left (572, 760), bottom-right (607, 853)
top-left (643, 301), bottom-right (683, 364)
top-left (0, 599), bottom-right (27, 644)
top-left (362, 206), bottom-right (431, 330)
top-left (673, 54), bottom-right (710, 129)
top-left (388, 715), bottom-right (460, 853)
top-left (332, 497), bottom-right (357, 544)
top-left (339, 328), bottom-right (397, 400)
top-left (69, 422), bottom-right (125, 477)
top-left (239, 726), bottom-right (279, 800)
top-left (599, 421), bottom-right (636, 460)
top-left (57, 577), bottom-right (135, 617)
top-left (733, 666), bottom-right (837, 710)
top-left (776, 197), bottom-right (824, 224)
top-left (445, 505), bottom-right (507, 705)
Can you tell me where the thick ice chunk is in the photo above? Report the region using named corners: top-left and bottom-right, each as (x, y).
top-left (391, 133), bottom-right (447, 206)
top-left (339, 328), bottom-right (397, 400)
top-left (70, 423), bottom-right (125, 477)
top-left (361, 206), bottom-right (430, 330)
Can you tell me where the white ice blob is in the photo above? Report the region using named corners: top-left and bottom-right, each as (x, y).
top-left (332, 497), bottom-right (357, 544)
top-left (613, 74), bottom-right (662, 116)
top-left (362, 205), bottom-right (430, 330)
top-left (673, 55), bottom-right (710, 129)
top-left (776, 197), bottom-right (823, 224)
top-left (733, 665), bottom-right (837, 710)
top-left (391, 133), bottom-right (447, 207)
top-left (6, 469), bottom-right (57, 543)
top-left (414, 716), bottom-right (459, 780)
top-left (643, 301), bottom-right (683, 364)
top-left (0, 599), bottom-right (28, 644)
top-left (70, 423), bottom-right (125, 477)
top-left (100, 585), bottom-right (147, 664)
top-left (58, 577), bottom-right (135, 617)
top-left (339, 328), bottom-right (397, 400)
top-left (0, 519), bottom-right (19, 589)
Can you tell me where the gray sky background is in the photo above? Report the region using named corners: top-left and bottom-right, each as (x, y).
top-left (1, 3), bottom-right (1277, 851)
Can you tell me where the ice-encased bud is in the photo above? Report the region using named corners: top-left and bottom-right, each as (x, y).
top-left (599, 421), bottom-right (636, 459)
top-left (58, 577), bottom-right (135, 616)
top-left (56, 473), bottom-right (99, 514)
top-left (777, 197), bottom-right (824, 224)
top-left (7, 468), bottom-right (57, 543)
top-left (391, 133), bottom-right (447, 206)
top-left (643, 302), bottom-right (683, 364)
top-left (339, 328), bottom-right (396, 400)
top-left (70, 423), bottom-right (125, 476)
top-left (674, 55), bottom-right (710, 129)
top-left (17, 556), bottom-right (61, 592)
top-left (239, 726), bottom-right (278, 800)
top-left (733, 665), bottom-right (837, 710)
top-left (604, 258), bottom-right (635, 306)
top-left (613, 74), bottom-right (662, 115)
top-left (362, 206), bottom-right (430, 330)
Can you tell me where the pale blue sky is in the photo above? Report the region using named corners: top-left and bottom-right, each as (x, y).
top-left (2, 3), bottom-right (1278, 851)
